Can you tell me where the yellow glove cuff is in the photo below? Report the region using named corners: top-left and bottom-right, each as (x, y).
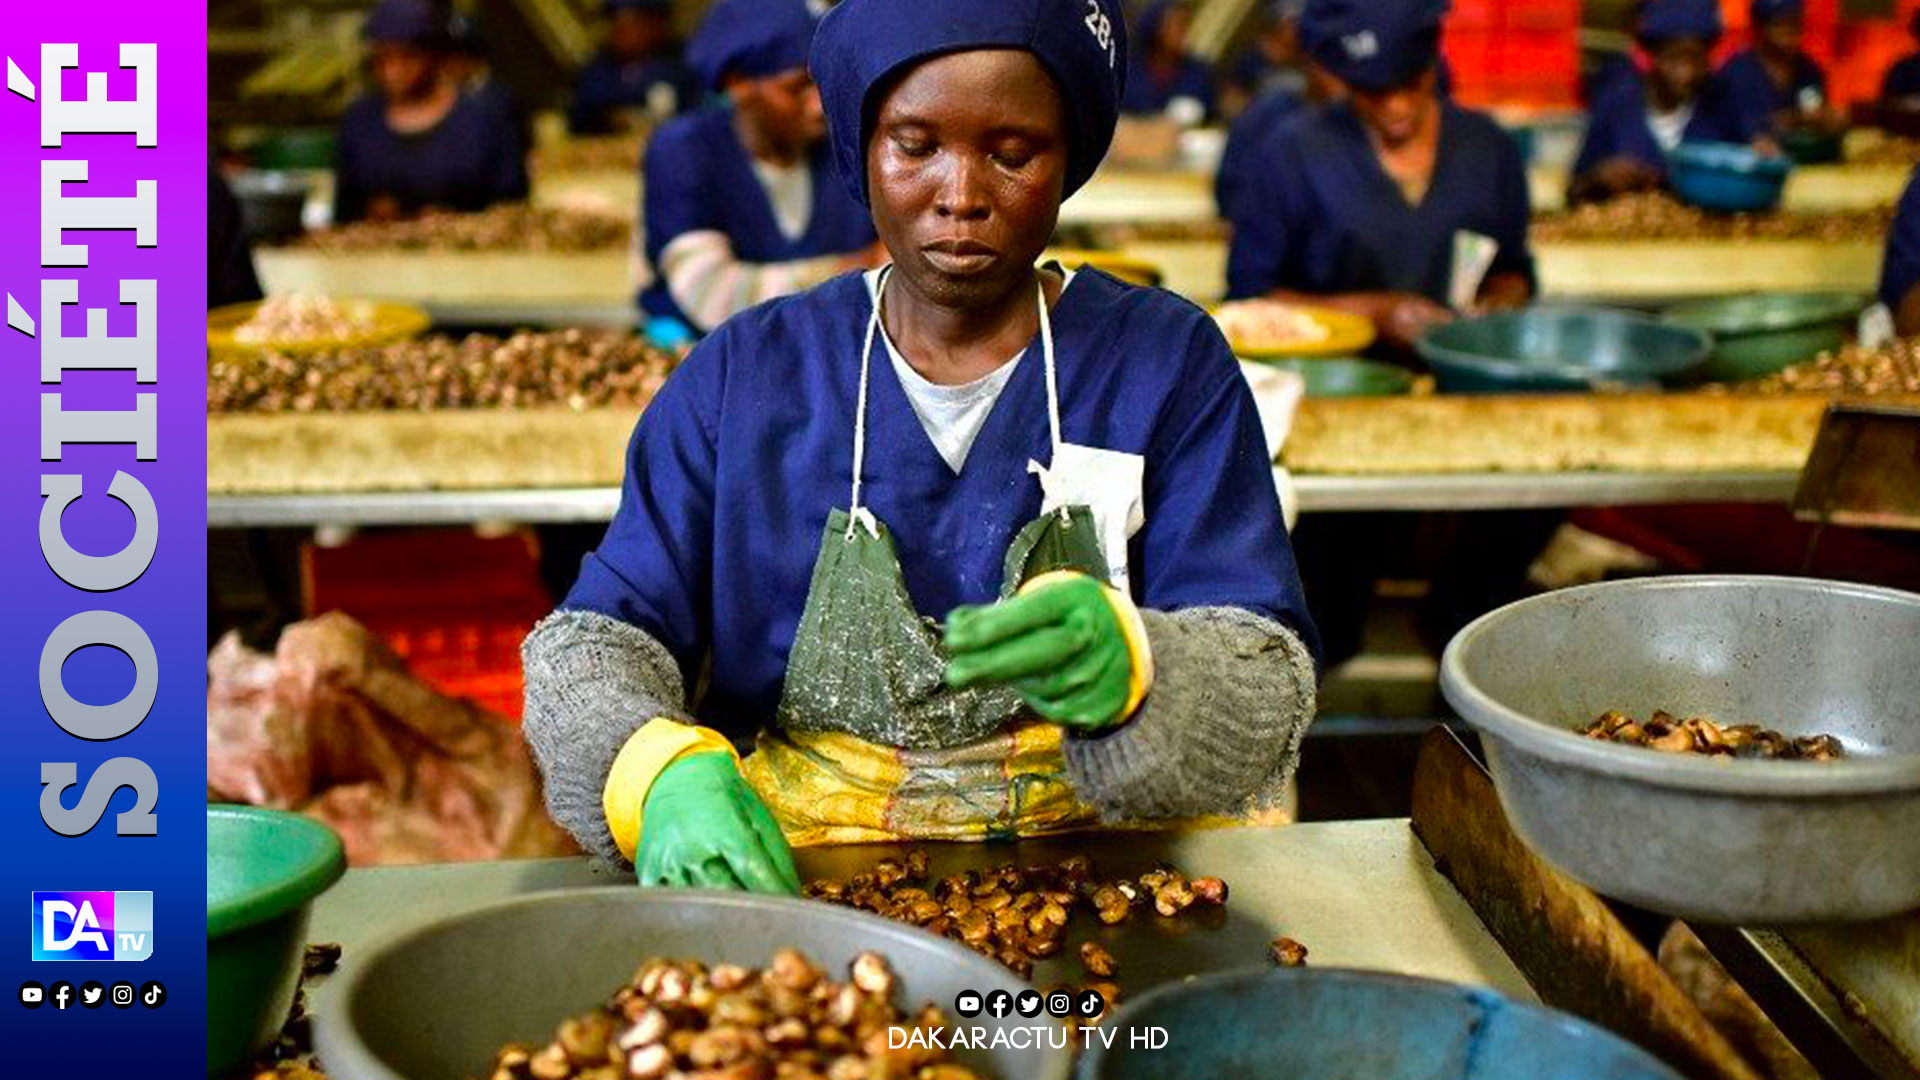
top-left (603, 718), bottom-right (739, 861)
top-left (1018, 570), bottom-right (1156, 721)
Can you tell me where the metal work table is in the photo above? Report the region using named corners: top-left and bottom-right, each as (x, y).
top-left (205, 468), bottom-right (1798, 529)
top-left (303, 820), bottom-right (1534, 1018)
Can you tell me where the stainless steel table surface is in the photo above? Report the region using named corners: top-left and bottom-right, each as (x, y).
top-left (207, 469), bottom-right (1798, 529)
top-left (304, 820), bottom-right (1533, 1016)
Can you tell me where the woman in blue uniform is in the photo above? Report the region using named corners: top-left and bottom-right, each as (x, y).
top-left (1225, 0), bottom-right (1534, 353)
top-left (332, 0), bottom-right (529, 224)
top-left (1121, 0), bottom-right (1217, 123)
top-left (1222, 0), bottom-right (1308, 119)
top-left (637, 0), bottom-right (878, 340)
top-left (523, 0), bottom-right (1319, 890)
top-left (569, 0), bottom-right (702, 135)
top-left (1569, 0), bottom-right (1745, 205)
top-left (1716, 0), bottom-right (1842, 143)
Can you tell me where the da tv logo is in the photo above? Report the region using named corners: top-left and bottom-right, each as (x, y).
top-left (31, 892), bottom-right (153, 961)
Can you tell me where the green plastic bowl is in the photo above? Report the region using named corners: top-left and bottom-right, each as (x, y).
top-left (208, 806), bottom-right (346, 1078)
top-left (1254, 356), bottom-right (1414, 397)
top-left (1663, 292), bottom-right (1863, 382)
top-left (1417, 307), bottom-right (1711, 394)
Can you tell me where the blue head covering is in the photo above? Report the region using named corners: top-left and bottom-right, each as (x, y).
top-left (687, 0), bottom-right (817, 90)
top-left (811, 0), bottom-right (1128, 207)
top-left (1299, 0), bottom-right (1448, 92)
top-left (1637, 0), bottom-right (1723, 44)
top-left (363, 0), bottom-right (450, 46)
top-left (1749, 0), bottom-right (1802, 24)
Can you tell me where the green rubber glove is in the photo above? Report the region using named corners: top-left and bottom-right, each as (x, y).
top-left (944, 574), bottom-right (1135, 731)
top-left (634, 750), bottom-right (800, 895)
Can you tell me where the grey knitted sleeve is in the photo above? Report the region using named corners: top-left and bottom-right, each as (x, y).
top-left (521, 608), bottom-right (690, 863)
top-left (1061, 606), bottom-right (1318, 821)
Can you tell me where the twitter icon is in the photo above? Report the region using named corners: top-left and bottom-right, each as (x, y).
top-left (79, 981), bottom-right (105, 1009)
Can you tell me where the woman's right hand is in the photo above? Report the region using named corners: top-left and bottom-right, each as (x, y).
top-left (634, 750), bottom-right (800, 894)
top-left (1375, 292), bottom-right (1455, 350)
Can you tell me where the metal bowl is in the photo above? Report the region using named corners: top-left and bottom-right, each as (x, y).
top-left (1077, 969), bottom-right (1682, 1080)
top-left (1418, 307), bottom-right (1710, 393)
top-left (1668, 142), bottom-right (1792, 213)
top-left (1663, 291), bottom-right (1864, 382)
top-left (314, 888), bottom-right (1069, 1080)
top-left (1441, 576), bottom-right (1920, 924)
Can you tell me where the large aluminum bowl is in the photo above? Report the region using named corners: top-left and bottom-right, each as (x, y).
top-left (1441, 576), bottom-right (1920, 924)
top-left (315, 888), bottom-right (1068, 1080)
top-left (1418, 307), bottom-right (1710, 393)
top-left (1078, 969), bottom-right (1681, 1080)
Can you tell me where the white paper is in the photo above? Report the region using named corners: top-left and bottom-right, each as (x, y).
top-left (1450, 229), bottom-right (1500, 312)
top-left (1029, 442), bottom-right (1145, 592)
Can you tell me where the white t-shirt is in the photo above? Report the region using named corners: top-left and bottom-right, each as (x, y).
top-left (750, 157), bottom-right (813, 242)
top-left (1648, 105), bottom-right (1694, 153)
top-left (863, 268), bottom-right (1075, 472)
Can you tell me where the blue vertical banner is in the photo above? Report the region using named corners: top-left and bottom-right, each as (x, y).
top-left (0, 4), bottom-right (209, 1076)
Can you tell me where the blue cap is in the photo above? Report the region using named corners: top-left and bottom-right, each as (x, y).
top-left (811, 0), bottom-right (1128, 206)
top-left (1750, 0), bottom-right (1802, 24)
top-left (1299, 0), bottom-right (1448, 92)
top-left (1637, 0), bottom-right (1723, 43)
top-left (687, 0), bottom-right (817, 89)
top-left (362, 0), bottom-right (450, 46)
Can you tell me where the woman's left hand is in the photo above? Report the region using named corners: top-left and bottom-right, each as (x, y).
top-left (944, 574), bottom-right (1138, 732)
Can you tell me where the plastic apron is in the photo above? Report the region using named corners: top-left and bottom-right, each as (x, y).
top-left (741, 268), bottom-right (1125, 846)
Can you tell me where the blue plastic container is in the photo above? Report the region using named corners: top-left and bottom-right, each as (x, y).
top-left (1078, 969), bottom-right (1684, 1080)
top-left (1668, 141), bottom-right (1791, 213)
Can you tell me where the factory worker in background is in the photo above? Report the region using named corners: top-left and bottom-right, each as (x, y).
top-left (332, 0), bottom-right (529, 224)
top-left (1224, 0), bottom-right (1534, 353)
top-left (1215, 56), bottom-right (1342, 224)
top-left (569, 0), bottom-right (703, 135)
top-left (331, 0), bottom-right (527, 224)
top-left (1121, 0), bottom-right (1217, 124)
top-left (1569, 0), bottom-right (1746, 206)
top-left (1716, 0), bottom-right (1844, 144)
top-left (635, 0), bottom-right (879, 343)
top-left (1220, 0), bottom-right (1308, 119)
top-left (524, 0), bottom-right (1319, 891)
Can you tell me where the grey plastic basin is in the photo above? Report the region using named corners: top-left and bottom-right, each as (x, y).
top-left (315, 888), bottom-right (1070, 1080)
top-left (1441, 575), bottom-right (1920, 924)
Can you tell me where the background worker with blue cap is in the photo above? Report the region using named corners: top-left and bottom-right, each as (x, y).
top-left (328, 0), bottom-right (526, 222)
top-left (568, 0), bottom-right (702, 135)
top-left (524, 0), bottom-right (1319, 891)
top-left (332, 0), bottom-right (529, 224)
top-left (1568, 0), bottom-right (1747, 206)
top-left (1121, 0), bottom-right (1217, 124)
top-left (1222, 0), bottom-right (1310, 119)
top-left (635, 0), bottom-right (879, 342)
top-left (1224, 0), bottom-right (1535, 353)
top-left (1716, 0), bottom-right (1844, 144)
